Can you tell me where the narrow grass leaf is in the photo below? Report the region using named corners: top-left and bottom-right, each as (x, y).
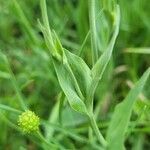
top-left (0, 71), bottom-right (10, 79)
top-left (92, 5), bottom-right (120, 80)
top-left (125, 47), bottom-right (150, 54)
top-left (0, 52), bottom-right (27, 111)
top-left (0, 104), bottom-right (22, 114)
top-left (42, 121), bottom-right (87, 143)
top-left (12, 0), bottom-right (39, 45)
top-left (106, 68), bottom-right (150, 150)
top-left (87, 5), bottom-right (120, 107)
top-left (0, 112), bottom-right (20, 131)
top-left (45, 98), bottom-right (60, 140)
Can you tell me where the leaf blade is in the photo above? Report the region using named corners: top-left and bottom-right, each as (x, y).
top-left (106, 68), bottom-right (150, 150)
top-left (65, 49), bottom-right (92, 98)
top-left (87, 5), bottom-right (120, 108)
top-left (53, 58), bottom-right (87, 114)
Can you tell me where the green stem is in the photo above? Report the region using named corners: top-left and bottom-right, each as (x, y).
top-left (37, 132), bottom-right (57, 149)
top-left (40, 0), bottom-right (61, 60)
top-left (89, 113), bottom-right (107, 147)
top-left (40, 0), bottom-right (53, 45)
top-left (89, 0), bottom-right (98, 65)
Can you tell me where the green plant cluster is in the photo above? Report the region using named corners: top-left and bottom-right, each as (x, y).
top-left (0, 0), bottom-right (150, 149)
top-left (18, 110), bottom-right (40, 133)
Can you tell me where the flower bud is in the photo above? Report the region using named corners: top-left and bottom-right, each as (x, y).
top-left (18, 110), bottom-right (40, 133)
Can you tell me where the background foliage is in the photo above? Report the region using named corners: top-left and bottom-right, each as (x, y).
top-left (0, 0), bottom-right (150, 149)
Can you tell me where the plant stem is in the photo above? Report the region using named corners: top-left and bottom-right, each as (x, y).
top-left (89, 113), bottom-right (107, 147)
top-left (40, 0), bottom-right (53, 42)
top-left (37, 131), bottom-right (57, 149)
top-left (89, 0), bottom-right (98, 65)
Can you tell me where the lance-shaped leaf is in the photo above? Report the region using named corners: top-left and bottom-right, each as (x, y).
top-left (44, 31), bottom-right (89, 114)
top-left (40, 0), bottom-right (91, 113)
top-left (52, 48), bottom-right (91, 114)
top-left (53, 57), bottom-right (88, 114)
top-left (87, 5), bottom-right (120, 107)
top-left (64, 50), bottom-right (92, 98)
top-left (106, 68), bottom-right (150, 150)
top-left (47, 26), bottom-right (90, 114)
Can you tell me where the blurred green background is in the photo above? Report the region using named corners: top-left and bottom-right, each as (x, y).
top-left (0, 0), bottom-right (150, 149)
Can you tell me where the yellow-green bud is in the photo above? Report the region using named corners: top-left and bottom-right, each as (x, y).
top-left (18, 110), bottom-right (40, 133)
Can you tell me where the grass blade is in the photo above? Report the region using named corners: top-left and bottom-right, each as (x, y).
top-left (0, 104), bottom-right (22, 114)
top-left (125, 47), bottom-right (150, 54)
top-left (106, 68), bottom-right (150, 150)
top-left (87, 5), bottom-right (120, 110)
top-left (0, 52), bottom-right (27, 111)
top-left (13, 0), bottom-right (39, 45)
top-left (0, 71), bottom-right (10, 79)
